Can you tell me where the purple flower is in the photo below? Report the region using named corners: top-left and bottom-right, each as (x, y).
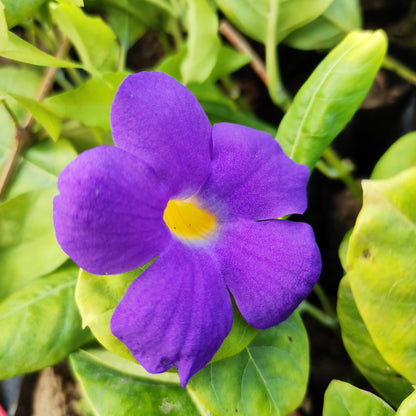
top-left (53, 71), bottom-right (321, 387)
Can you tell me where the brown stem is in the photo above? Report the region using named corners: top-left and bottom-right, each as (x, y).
top-left (23, 37), bottom-right (72, 129)
top-left (0, 38), bottom-right (71, 200)
top-left (219, 20), bottom-right (268, 86)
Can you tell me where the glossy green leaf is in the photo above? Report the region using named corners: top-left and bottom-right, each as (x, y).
top-left (0, 66), bottom-right (42, 98)
top-left (0, 31), bottom-right (79, 67)
top-left (338, 228), bottom-right (352, 271)
top-left (105, 0), bottom-right (159, 50)
top-left (189, 311), bottom-right (308, 416)
top-left (208, 45), bottom-right (250, 81)
top-left (215, 0), bottom-right (333, 44)
top-left (0, 264), bottom-right (92, 379)
top-left (46, 72), bottom-right (127, 130)
top-left (0, 101), bottom-right (14, 153)
top-left (347, 168), bottom-right (416, 385)
top-left (70, 350), bottom-right (204, 416)
top-left (0, 66), bottom-right (42, 126)
top-left (0, 187), bottom-right (68, 299)
top-left (322, 380), bottom-right (394, 416)
top-left (76, 265), bottom-right (258, 365)
top-left (212, 307), bottom-right (258, 363)
top-left (4, 92), bottom-right (62, 141)
top-left (181, 0), bottom-right (220, 84)
top-left (337, 276), bottom-right (413, 407)
top-left (284, 0), bottom-right (361, 50)
top-left (189, 82), bottom-right (236, 108)
top-left (158, 44), bottom-right (249, 84)
top-left (203, 102), bottom-right (276, 135)
top-left (2, 0), bottom-right (46, 28)
top-left (0, 1), bottom-right (7, 49)
top-left (276, 30), bottom-right (387, 171)
top-left (76, 266), bottom-right (147, 362)
top-left (58, 0), bottom-right (84, 6)
top-left (50, 2), bottom-right (118, 72)
top-left (81, 348), bottom-right (180, 384)
top-left (396, 390), bottom-right (416, 416)
top-left (2, 138), bottom-right (77, 200)
top-left (371, 132), bottom-right (416, 180)
top-left (155, 47), bottom-right (184, 82)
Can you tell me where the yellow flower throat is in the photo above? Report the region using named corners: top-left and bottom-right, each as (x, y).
top-left (163, 199), bottom-right (217, 240)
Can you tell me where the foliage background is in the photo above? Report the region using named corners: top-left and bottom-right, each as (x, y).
top-left (0, 0), bottom-right (415, 415)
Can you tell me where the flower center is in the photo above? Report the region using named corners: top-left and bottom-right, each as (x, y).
top-left (163, 199), bottom-right (217, 241)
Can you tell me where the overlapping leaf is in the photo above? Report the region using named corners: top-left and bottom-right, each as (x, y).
top-left (70, 349), bottom-right (208, 416)
top-left (0, 187), bottom-right (68, 299)
top-left (76, 266), bottom-right (258, 365)
top-left (347, 168), bottom-right (416, 385)
top-left (322, 380), bottom-right (394, 416)
top-left (277, 30), bottom-right (387, 170)
top-left (0, 264), bottom-right (92, 379)
top-left (189, 312), bottom-right (308, 416)
top-left (215, 0), bottom-right (333, 44)
top-left (284, 0), bottom-right (361, 50)
top-left (337, 276), bottom-right (413, 407)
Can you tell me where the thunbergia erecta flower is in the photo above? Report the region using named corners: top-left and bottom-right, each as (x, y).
top-left (53, 71), bottom-right (321, 387)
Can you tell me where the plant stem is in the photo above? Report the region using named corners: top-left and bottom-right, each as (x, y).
top-left (322, 147), bottom-right (362, 199)
top-left (313, 284), bottom-right (337, 320)
top-left (219, 20), bottom-right (268, 86)
top-left (298, 300), bottom-right (338, 329)
top-left (117, 43), bottom-right (127, 72)
top-left (265, 0), bottom-right (291, 111)
top-left (382, 54), bottom-right (416, 86)
top-left (0, 38), bottom-right (71, 200)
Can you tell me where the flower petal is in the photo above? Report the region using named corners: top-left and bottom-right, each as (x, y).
top-left (53, 146), bottom-right (171, 275)
top-left (215, 219), bottom-right (321, 329)
top-left (111, 72), bottom-right (212, 199)
top-left (110, 240), bottom-right (233, 387)
top-left (197, 123), bottom-right (309, 220)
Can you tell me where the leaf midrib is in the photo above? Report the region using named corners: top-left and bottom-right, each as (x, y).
top-left (289, 35), bottom-right (366, 160)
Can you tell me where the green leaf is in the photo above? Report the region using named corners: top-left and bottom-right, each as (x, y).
top-left (4, 92), bottom-right (62, 141)
top-left (156, 45), bottom-right (187, 82)
top-left (0, 1), bottom-right (7, 49)
top-left (189, 311), bottom-right (308, 416)
top-left (0, 66), bottom-right (42, 98)
top-left (199, 101), bottom-right (276, 136)
top-left (0, 187), bottom-right (68, 300)
top-left (50, 2), bottom-right (119, 72)
top-left (284, 0), bottom-right (362, 50)
top-left (396, 390), bottom-right (416, 416)
top-left (46, 72), bottom-right (127, 130)
top-left (347, 168), bottom-right (416, 385)
top-left (105, 0), bottom-right (151, 50)
top-left (208, 45), bottom-right (250, 82)
top-left (79, 348), bottom-right (180, 384)
top-left (0, 264), bottom-right (92, 379)
top-left (0, 101), bottom-right (14, 151)
top-left (0, 31), bottom-right (79, 67)
top-left (215, 0), bottom-right (333, 44)
top-left (181, 0), bottom-right (220, 84)
top-left (76, 264), bottom-right (258, 365)
top-left (1, 138), bottom-right (77, 200)
top-left (58, 0), bottom-right (84, 6)
top-left (76, 266), bottom-right (147, 362)
top-left (338, 228), bottom-right (352, 272)
top-left (70, 349), bottom-right (204, 416)
top-left (2, 0), bottom-right (46, 28)
top-left (276, 30), bottom-right (387, 171)
top-left (322, 380), bottom-right (394, 416)
top-left (371, 132), bottom-right (416, 180)
top-left (337, 276), bottom-right (413, 408)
